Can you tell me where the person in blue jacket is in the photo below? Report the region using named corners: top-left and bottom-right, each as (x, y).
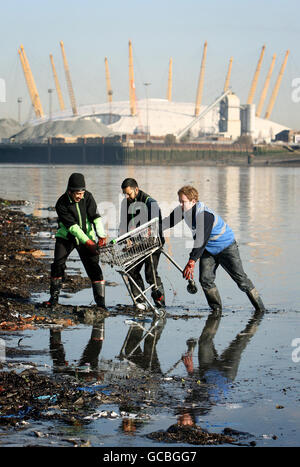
top-left (162, 185), bottom-right (265, 313)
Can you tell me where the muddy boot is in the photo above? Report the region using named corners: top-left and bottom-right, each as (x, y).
top-left (43, 277), bottom-right (62, 308)
top-left (246, 288), bottom-right (266, 312)
top-left (203, 286), bottom-right (222, 313)
top-left (92, 281), bottom-right (107, 311)
top-left (151, 284), bottom-right (166, 309)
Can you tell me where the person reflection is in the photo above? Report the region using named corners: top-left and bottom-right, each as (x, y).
top-left (177, 310), bottom-right (265, 425)
top-left (49, 318), bottom-right (106, 380)
top-left (120, 316), bottom-right (166, 374)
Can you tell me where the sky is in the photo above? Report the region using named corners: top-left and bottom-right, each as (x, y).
top-left (1, 0), bottom-right (300, 129)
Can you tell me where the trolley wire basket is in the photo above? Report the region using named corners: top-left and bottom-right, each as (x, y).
top-left (99, 218), bottom-right (163, 317)
top-left (99, 217), bottom-right (162, 272)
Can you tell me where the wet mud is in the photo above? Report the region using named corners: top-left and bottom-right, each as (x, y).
top-left (0, 199), bottom-right (294, 447)
top-left (1, 198), bottom-right (227, 447)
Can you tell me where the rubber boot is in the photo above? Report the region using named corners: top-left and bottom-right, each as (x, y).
top-left (246, 288), bottom-right (266, 312)
top-left (92, 281), bottom-right (107, 310)
top-left (203, 286), bottom-right (222, 312)
top-left (43, 277), bottom-right (62, 308)
top-left (151, 284), bottom-right (166, 309)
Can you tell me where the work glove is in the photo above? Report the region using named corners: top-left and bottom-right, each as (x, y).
top-left (98, 237), bottom-right (107, 248)
top-left (183, 259), bottom-right (195, 280)
top-left (85, 239), bottom-right (98, 255)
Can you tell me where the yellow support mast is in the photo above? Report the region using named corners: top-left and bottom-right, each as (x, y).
top-left (167, 57), bottom-right (172, 101)
top-left (256, 53), bottom-right (276, 117)
top-left (128, 40), bottom-right (136, 116)
top-left (264, 50), bottom-right (289, 119)
top-left (223, 57), bottom-right (233, 92)
top-left (104, 57), bottom-right (113, 104)
top-left (195, 41), bottom-right (207, 116)
top-left (19, 45), bottom-right (44, 119)
top-left (105, 57), bottom-right (113, 124)
top-left (18, 49), bottom-right (35, 112)
top-left (60, 41), bottom-right (78, 116)
top-left (247, 45), bottom-right (266, 105)
top-left (49, 54), bottom-right (65, 111)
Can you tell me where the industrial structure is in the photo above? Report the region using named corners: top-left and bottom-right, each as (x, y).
top-left (15, 40), bottom-right (290, 144)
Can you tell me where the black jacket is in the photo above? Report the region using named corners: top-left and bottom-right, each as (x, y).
top-left (55, 190), bottom-right (101, 242)
top-left (119, 189), bottom-right (165, 243)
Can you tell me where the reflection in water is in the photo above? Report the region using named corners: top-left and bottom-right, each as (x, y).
top-left (49, 318), bottom-right (105, 380)
top-left (2, 165), bottom-right (298, 254)
top-left (119, 316), bottom-right (166, 374)
top-left (177, 310), bottom-right (265, 424)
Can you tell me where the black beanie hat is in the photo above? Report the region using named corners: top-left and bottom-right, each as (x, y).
top-left (67, 173), bottom-right (86, 191)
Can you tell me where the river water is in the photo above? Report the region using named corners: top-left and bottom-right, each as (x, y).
top-left (0, 164), bottom-right (299, 447)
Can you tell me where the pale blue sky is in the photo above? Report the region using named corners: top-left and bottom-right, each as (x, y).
top-left (1, 0), bottom-right (300, 128)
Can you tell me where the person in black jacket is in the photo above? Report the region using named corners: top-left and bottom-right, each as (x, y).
top-left (43, 173), bottom-right (107, 310)
top-left (119, 178), bottom-right (165, 309)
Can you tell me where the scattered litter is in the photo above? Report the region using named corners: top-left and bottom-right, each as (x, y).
top-left (35, 394), bottom-right (58, 403)
top-left (84, 410), bottom-right (150, 421)
top-left (17, 249), bottom-right (46, 258)
top-left (76, 385), bottom-right (111, 395)
top-left (0, 406), bottom-right (32, 419)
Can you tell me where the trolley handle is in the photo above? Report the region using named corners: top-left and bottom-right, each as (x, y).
top-left (161, 249), bottom-right (198, 294)
top-left (112, 217), bottom-right (160, 244)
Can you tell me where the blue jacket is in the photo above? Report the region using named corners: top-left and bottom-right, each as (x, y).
top-left (162, 201), bottom-right (235, 260)
top-left (191, 202), bottom-right (235, 255)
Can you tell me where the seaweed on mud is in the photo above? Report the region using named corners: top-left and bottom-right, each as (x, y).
top-left (147, 423), bottom-right (256, 446)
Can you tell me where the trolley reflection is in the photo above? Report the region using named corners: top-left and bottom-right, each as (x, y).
top-left (118, 315), bottom-right (166, 374)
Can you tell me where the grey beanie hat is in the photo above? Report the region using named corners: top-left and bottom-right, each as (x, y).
top-left (67, 173), bottom-right (86, 191)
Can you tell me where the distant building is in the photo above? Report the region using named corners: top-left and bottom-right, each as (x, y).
top-left (275, 129), bottom-right (300, 143)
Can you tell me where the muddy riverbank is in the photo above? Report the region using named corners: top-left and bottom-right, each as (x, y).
top-left (0, 195), bottom-right (299, 449)
top-left (0, 198), bottom-right (254, 448)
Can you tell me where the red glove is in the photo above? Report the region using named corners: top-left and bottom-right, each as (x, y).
top-left (98, 237), bottom-right (107, 248)
top-left (183, 259), bottom-right (195, 280)
top-left (85, 239), bottom-right (97, 255)
top-left (182, 352), bottom-right (194, 374)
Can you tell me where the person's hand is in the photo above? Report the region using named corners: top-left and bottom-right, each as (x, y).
top-left (183, 259), bottom-right (195, 280)
top-left (98, 237), bottom-right (107, 248)
top-left (182, 352), bottom-right (194, 373)
top-left (85, 239), bottom-right (97, 255)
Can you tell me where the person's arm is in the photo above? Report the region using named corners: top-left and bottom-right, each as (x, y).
top-left (56, 198), bottom-right (96, 251)
top-left (161, 205), bottom-right (183, 231)
top-left (145, 197), bottom-right (160, 222)
top-left (86, 192), bottom-right (107, 247)
top-left (189, 210), bottom-right (214, 261)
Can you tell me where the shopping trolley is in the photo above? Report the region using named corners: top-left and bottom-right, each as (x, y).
top-left (99, 217), bottom-right (198, 319)
top-left (99, 217), bottom-right (164, 318)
